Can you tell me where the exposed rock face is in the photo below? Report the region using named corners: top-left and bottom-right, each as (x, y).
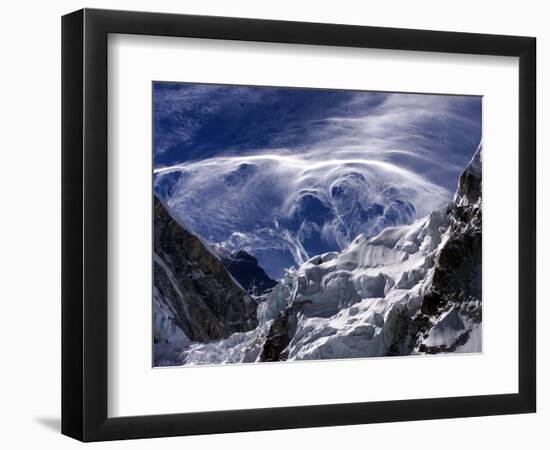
top-left (153, 195), bottom-right (258, 362)
top-left (260, 300), bottom-right (312, 362)
top-left (415, 145), bottom-right (482, 353)
top-left (219, 250), bottom-right (277, 296)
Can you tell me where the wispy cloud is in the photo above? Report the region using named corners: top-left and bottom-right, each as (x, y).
top-left (153, 83), bottom-right (481, 278)
top-left (154, 85), bottom-right (480, 191)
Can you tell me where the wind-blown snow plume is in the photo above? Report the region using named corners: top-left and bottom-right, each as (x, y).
top-left (155, 154), bottom-right (449, 278)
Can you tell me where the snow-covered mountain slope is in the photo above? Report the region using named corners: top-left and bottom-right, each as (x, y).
top-left (178, 144), bottom-right (482, 365)
top-left (153, 195), bottom-right (258, 366)
top-left (154, 154), bottom-right (450, 279)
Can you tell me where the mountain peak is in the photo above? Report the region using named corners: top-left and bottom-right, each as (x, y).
top-left (455, 143), bottom-right (482, 205)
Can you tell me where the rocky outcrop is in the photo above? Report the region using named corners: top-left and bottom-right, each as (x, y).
top-left (415, 145), bottom-right (482, 353)
top-left (153, 196), bottom-right (258, 352)
top-left (259, 300), bottom-right (311, 362)
top-left (219, 250), bottom-right (277, 296)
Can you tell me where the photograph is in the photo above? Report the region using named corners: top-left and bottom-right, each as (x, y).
top-left (152, 83), bottom-right (483, 367)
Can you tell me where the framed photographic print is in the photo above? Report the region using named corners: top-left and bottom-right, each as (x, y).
top-left (61, 8), bottom-right (536, 442)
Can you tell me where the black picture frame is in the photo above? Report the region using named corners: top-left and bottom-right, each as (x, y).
top-left (62, 8), bottom-right (536, 442)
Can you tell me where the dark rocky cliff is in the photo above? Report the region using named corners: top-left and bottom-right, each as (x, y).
top-left (153, 195), bottom-right (258, 350)
top-left (415, 145), bottom-right (482, 353)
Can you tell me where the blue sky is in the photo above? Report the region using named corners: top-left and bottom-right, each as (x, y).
top-left (153, 82), bottom-right (482, 278)
top-left (154, 82), bottom-right (481, 192)
top-left (155, 83), bottom-right (380, 162)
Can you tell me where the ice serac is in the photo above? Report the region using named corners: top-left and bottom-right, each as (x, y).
top-left (255, 207), bottom-right (449, 361)
top-left (153, 195), bottom-right (258, 365)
